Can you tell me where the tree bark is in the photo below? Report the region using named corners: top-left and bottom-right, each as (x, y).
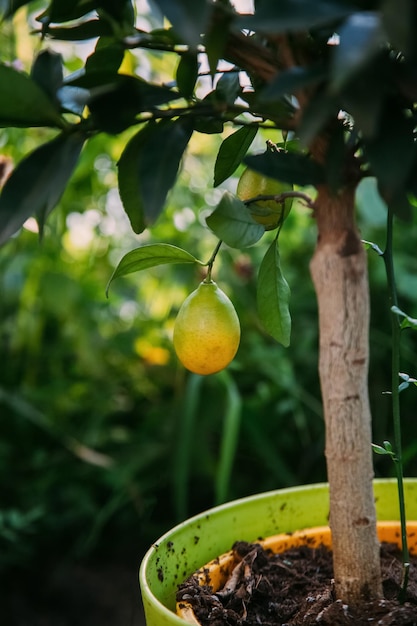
top-left (310, 184), bottom-right (383, 605)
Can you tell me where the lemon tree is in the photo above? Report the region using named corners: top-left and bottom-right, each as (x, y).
top-left (236, 167), bottom-right (293, 230)
top-left (173, 280), bottom-right (240, 376)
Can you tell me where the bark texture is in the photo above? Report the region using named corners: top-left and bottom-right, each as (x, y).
top-left (310, 185), bottom-right (383, 605)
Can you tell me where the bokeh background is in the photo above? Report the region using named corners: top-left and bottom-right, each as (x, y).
top-left (1, 1), bottom-right (417, 624)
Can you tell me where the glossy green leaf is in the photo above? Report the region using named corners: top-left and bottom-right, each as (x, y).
top-left (0, 64), bottom-right (65, 128)
top-left (331, 12), bottom-right (384, 91)
top-left (214, 125), bottom-right (258, 187)
top-left (151, 0), bottom-right (210, 47)
top-left (372, 444), bottom-right (392, 456)
top-left (117, 119), bottom-right (193, 233)
top-left (106, 244), bottom-right (202, 296)
top-left (206, 191), bottom-right (264, 248)
top-left (0, 132), bottom-right (85, 246)
top-left (257, 239), bottom-right (291, 347)
top-left (245, 149), bottom-right (325, 187)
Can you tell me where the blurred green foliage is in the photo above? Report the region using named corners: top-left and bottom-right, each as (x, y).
top-left (0, 2), bottom-right (417, 580)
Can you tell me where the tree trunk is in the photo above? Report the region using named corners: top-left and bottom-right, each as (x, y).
top-left (309, 184), bottom-right (383, 605)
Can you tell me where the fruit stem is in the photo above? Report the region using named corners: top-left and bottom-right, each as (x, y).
top-left (205, 240), bottom-right (223, 282)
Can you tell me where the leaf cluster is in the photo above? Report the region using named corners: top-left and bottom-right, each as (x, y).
top-left (2, 0), bottom-right (417, 346)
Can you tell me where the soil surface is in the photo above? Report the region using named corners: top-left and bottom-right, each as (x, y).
top-left (177, 541), bottom-right (417, 625)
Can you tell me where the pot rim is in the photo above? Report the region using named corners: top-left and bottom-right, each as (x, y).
top-left (140, 479), bottom-right (417, 626)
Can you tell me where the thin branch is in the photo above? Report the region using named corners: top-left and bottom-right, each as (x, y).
top-left (244, 191), bottom-right (316, 211)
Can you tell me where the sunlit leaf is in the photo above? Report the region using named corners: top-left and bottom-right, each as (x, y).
top-left (0, 132), bottom-right (85, 246)
top-left (214, 125), bottom-right (258, 187)
top-left (0, 64), bottom-right (65, 128)
top-left (117, 118), bottom-right (193, 233)
top-left (206, 191), bottom-right (264, 248)
top-left (106, 244), bottom-right (203, 296)
top-left (257, 239), bottom-right (291, 346)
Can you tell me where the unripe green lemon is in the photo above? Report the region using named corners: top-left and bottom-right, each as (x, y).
top-left (173, 280), bottom-right (240, 376)
top-left (237, 167), bottom-right (293, 230)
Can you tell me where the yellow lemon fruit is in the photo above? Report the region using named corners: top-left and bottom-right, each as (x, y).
top-left (173, 280), bottom-right (240, 375)
top-left (237, 167), bottom-right (293, 230)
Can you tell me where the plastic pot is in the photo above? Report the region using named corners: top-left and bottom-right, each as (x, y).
top-left (139, 479), bottom-right (417, 626)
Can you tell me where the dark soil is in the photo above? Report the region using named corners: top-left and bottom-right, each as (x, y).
top-left (177, 541), bottom-right (417, 625)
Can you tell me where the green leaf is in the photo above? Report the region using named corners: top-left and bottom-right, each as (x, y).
top-left (0, 64), bottom-right (65, 128)
top-left (331, 12), bottom-right (384, 91)
top-left (257, 239), bottom-right (291, 347)
top-left (260, 65), bottom-right (327, 101)
top-left (36, 0), bottom-right (98, 23)
top-left (372, 443), bottom-right (392, 456)
top-left (151, 0), bottom-right (210, 47)
top-left (214, 125), bottom-right (258, 187)
top-left (215, 71), bottom-right (241, 105)
top-left (205, 191), bottom-right (264, 248)
top-left (204, 3), bottom-right (234, 76)
top-left (238, 0), bottom-right (355, 33)
top-left (245, 149), bottom-right (325, 187)
top-left (0, 132), bottom-right (85, 246)
top-left (117, 118), bottom-right (193, 233)
top-left (363, 104), bottom-right (416, 194)
top-left (106, 244), bottom-right (202, 296)
top-left (86, 75), bottom-right (182, 133)
top-left (176, 52), bottom-right (199, 100)
top-left (37, 20), bottom-right (112, 41)
top-left (381, 0), bottom-right (414, 54)
top-left (391, 306), bottom-right (417, 330)
top-left (356, 177), bottom-right (387, 228)
top-left (298, 91), bottom-right (340, 148)
top-left (30, 50), bottom-right (63, 104)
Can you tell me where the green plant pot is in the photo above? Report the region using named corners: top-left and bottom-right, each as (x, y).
top-left (139, 479), bottom-right (417, 626)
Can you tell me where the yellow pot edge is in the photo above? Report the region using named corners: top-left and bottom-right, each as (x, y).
top-left (177, 520), bottom-right (417, 624)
